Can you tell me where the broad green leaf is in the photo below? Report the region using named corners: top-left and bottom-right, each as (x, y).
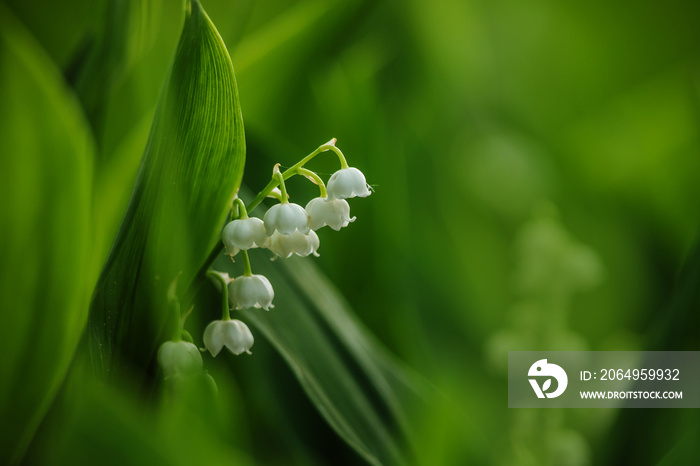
top-left (68, 0), bottom-right (163, 147)
top-left (606, 240), bottom-right (700, 465)
top-left (88, 0), bottom-right (245, 379)
top-left (94, 0), bottom-right (184, 161)
top-left (230, 0), bottom-right (365, 126)
top-left (92, 110), bottom-right (153, 263)
top-left (29, 357), bottom-right (253, 466)
top-left (655, 426), bottom-right (699, 466)
top-left (0, 6), bottom-right (93, 463)
top-left (214, 251), bottom-right (424, 466)
top-left (282, 258), bottom-right (427, 440)
top-left (3, 0), bottom-right (92, 67)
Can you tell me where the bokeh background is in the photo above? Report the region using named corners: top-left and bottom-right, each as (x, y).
top-left (1, 0), bottom-right (699, 464)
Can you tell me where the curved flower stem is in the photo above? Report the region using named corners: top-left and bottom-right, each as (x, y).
top-left (240, 250), bottom-right (253, 277)
top-left (267, 188), bottom-right (284, 202)
top-left (207, 271), bottom-right (231, 321)
top-left (246, 138), bottom-right (340, 213)
top-left (167, 273), bottom-right (183, 341)
top-left (273, 165), bottom-right (289, 203)
top-left (233, 198), bottom-right (249, 219)
top-left (297, 167), bottom-right (327, 198)
top-left (180, 307), bottom-right (195, 343)
top-left (328, 144), bottom-right (349, 169)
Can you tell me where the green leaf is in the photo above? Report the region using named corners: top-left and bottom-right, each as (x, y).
top-left (92, 111), bottom-right (153, 263)
top-left (606, 239), bottom-right (700, 464)
top-left (230, 0), bottom-right (365, 127)
top-left (3, 0), bottom-right (92, 67)
top-left (88, 0), bottom-right (245, 379)
top-left (214, 252), bottom-right (423, 466)
top-left (655, 426), bottom-right (699, 466)
top-left (67, 0), bottom-right (164, 146)
top-left (0, 6), bottom-right (93, 463)
top-left (31, 359), bottom-right (253, 466)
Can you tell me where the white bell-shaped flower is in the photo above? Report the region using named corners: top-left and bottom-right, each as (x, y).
top-left (157, 341), bottom-right (203, 379)
top-left (203, 319), bottom-right (254, 356)
top-left (326, 167), bottom-right (371, 199)
top-left (306, 197), bottom-right (356, 231)
top-left (222, 217), bottom-right (268, 255)
top-left (268, 230), bottom-right (320, 259)
top-left (263, 202), bottom-right (310, 236)
top-left (228, 274), bottom-right (275, 310)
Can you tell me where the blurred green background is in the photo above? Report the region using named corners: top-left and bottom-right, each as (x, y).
top-left (1, 0), bottom-right (699, 465)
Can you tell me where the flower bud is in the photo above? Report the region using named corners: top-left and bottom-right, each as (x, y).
top-left (157, 341), bottom-right (203, 379)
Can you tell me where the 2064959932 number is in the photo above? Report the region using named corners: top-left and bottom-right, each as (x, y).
top-left (600, 368), bottom-right (680, 381)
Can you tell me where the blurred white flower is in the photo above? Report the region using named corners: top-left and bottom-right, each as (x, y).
top-left (208, 271), bottom-right (233, 292)
top-left (305, 197), bottom-right (356, 231)
top-left (157, 341), bottom-right (203, 379)
top-left (326, 167), bottom-right (371, 200)
top-left (263, 202), bottom-right (310, 235)
top-left (268, 230), bottom-right (320, 259)
top-left (222, 218), bottom-right (268, 255)
top-left (203, 319), bottom-right (254, 356)
top-left (228, 274), bottom-right (275, 310)
top-left (267, 187), bottom-right (284, 200)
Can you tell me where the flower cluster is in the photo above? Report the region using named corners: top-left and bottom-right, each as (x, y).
top-left (222, 167), bottom-right (369, 263)
top-left (156, 141), bottom-right (370, 381)
top-left (158, 140), bottom-right (370, 378)
top-left (203, 139), bottom-right (370, 359)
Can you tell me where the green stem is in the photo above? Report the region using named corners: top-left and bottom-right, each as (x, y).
top-left (275, 167), bottom-right (289, 203)
top-left (246, 138), bottom-right (339, 213)
top-left (233, 198), bottom-right (249, 219)
top-left (167, 274), bottom-right (183, 341)
top-left (297, 167), bottom-right (327, 198)
top-left (173, 300), bottom-right (183, 341)
top-left (240, 250), bottom-right (253, 277)
top-left (329, 144), bottom-right (349, 169)
top-left (207, 271), bottom-right (231, 320)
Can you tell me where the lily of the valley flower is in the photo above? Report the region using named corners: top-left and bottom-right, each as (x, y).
top-left (222, 217), bottom-right (268, 255)
top-left (305, 197), bottom-right (356, 231)
top-left (326, 167), bottom-right (371, 200)
top-left (203, 319), bottom-right (254, 356)
top-left (263, 202), bottom-right (310, 236)
top-left (228, 274), bottom-right (275, 310)
top-left (268, 230), bottom-right (320, 259)
top-left (157, 341), bottom-right (203, 379)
